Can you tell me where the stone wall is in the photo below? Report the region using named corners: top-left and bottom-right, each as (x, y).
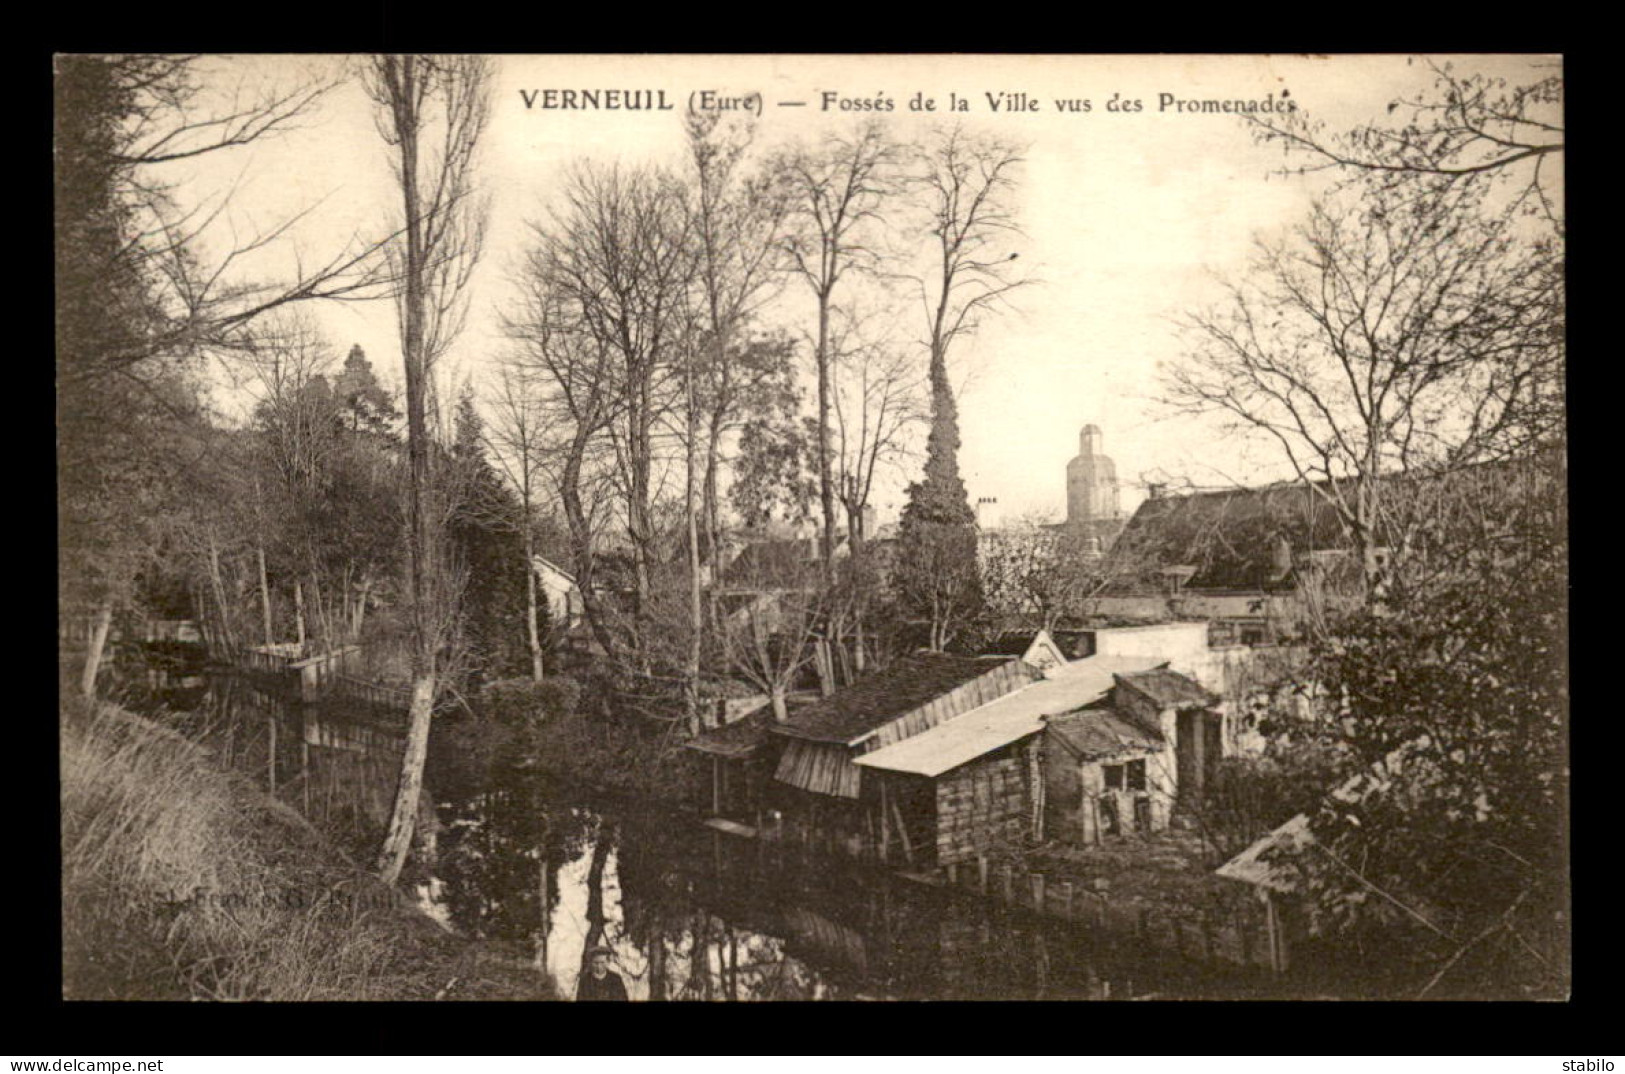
top-left (935, 742), bottom-right (1035, 867)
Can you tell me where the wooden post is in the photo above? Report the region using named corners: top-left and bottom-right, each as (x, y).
top-left (879, 780), bottom-right (891, 864)
top-left (1031, 872), bottom-right (1046, 913)
top-left (947, 862), bottom-right (958, 886)
top-left (977, 856), bottom-right (989, 894)
top-left (1264, 891), bottom-right (1289, 973)
top-left (1002, 863), bottom-right (1014, 902)
top-left (267, 714), bottom-right (277, 794)
top-left (890, 796), bottom-right (914, 866)
top-left (1061, 881), bottom-right (1074, 918)
top-left (711, 756), bottom-right (721, 816)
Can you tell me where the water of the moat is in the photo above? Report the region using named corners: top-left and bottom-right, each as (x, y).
top-left (128, 671), bottom-right (1275, 1001)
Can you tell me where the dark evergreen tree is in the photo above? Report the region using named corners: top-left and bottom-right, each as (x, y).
top-left (449, 389), bottom-right (531, 680)
top-left (891, 352), bottom-right (984, 650)
top-left (334, 344), bottom-right (400, 436)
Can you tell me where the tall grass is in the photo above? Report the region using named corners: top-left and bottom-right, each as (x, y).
top-left (61, 698), bottom-right (549, 1000)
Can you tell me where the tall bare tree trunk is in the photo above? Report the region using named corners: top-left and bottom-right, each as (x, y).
top-left (377, 54), bottom-right (433, 886)
top-left (370, 54), bottom-right (489, 886)
top-left (207, 531), bottom-right (236, 655)
top-left (816, 297), bottom-right (836, 588)
top-left (685, 360), bottom-right (704, 733)
top-left (524, 539), bottom-right (544, 683)
top-left (377, 675), bottom-right (435, 882)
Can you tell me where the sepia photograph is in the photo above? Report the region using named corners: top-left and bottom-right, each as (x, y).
top-left (55, 52), bottom-right (1566, 1003)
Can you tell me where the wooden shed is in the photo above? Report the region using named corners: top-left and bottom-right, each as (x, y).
top-left (766, 653), bottom-right (1036, 858)
top-left (854, 655), bottom-right (1164, 867)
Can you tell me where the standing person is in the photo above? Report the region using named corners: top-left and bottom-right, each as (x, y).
top-left (576, 945), bottom-right (628, 1001)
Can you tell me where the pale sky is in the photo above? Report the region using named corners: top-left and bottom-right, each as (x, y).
top-left (166, 53), bottom-right (1559, 526)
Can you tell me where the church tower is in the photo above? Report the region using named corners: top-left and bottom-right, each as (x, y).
top-left (1065, 423), bottom-right (1121, 532)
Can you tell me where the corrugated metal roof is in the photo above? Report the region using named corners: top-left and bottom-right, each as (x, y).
top-left (1045, 707), bottom-right (1165, 760)
top-left (852, 656), bottom-right (1164, 778)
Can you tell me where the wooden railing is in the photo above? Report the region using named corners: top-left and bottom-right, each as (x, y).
top-left (330, 673), bottom-right (415, 712)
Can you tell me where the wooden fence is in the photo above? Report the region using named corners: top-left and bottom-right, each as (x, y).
top-left (916, 855), bottom-right (1284, 974)
top-left (59, 615), bottom-right (202, 648)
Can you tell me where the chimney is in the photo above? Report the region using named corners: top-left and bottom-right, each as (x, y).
top-left (860, 504), bottom-right (876, 541)
top-left (1147, 482), bottom-right (1166, 500)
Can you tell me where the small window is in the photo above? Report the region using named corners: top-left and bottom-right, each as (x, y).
top-left (1126, 759), bottom-right (1147, 793)
top-left (1103, 764), bottom-right (1124, 791)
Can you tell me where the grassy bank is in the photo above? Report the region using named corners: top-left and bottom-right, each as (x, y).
top-left (60, 697), bottom-right (551, 1001)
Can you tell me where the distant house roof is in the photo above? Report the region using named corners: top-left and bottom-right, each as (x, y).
top-left (1045, 705), bottom-right (1167, 760)
top-left (530, 555), bottom-right (577, 584)
top-left (1114, 668), bottom-right (1218, 710)
top-left (772, 653), bottom-right (1030, 747)
top-left (1118, 482), bottom-right (1350, 591)
top-left (854, 655), bottom-right (1164, 778)
top-left (721, 534), bottom-right (848, 586)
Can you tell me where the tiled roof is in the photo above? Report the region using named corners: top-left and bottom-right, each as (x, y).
top-left (1044, 706), bottom-right (1166, 760)
top-left (1114, 668), bottom-right (1217, 710)
top-left (771, 653), bottom-right (1029, 746)
top-left (1118, 482), bottom-right (1349, 591)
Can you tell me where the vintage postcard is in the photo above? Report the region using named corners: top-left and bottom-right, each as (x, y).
top-left (56, 53), bottom-right (1566, 1002)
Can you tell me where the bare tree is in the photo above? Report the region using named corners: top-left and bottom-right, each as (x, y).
top-left (910, 125), bottom-right (1030, 395)
top-left (363, 54), bottom-right (492, 885)
top-left (526, 164), bottom-right (695, 667)
top-left (979, 513), bottom-right (1160, 632)
top-left (1164, 180), bottom-right (1562, 606)
top-left (778, 122), bottom-right (904, 586)
top-left (1245, 58), bottom-right (1564, 231)
top-left (829, 320), bottom-right (926, 673)
top-left (684, 112), bottom-right (791, 561)
top-left (483, 365), bottom-right (555, 682)
top-left (718, 560), bottom-right (826, 725)
top-left (504, 263), bottom-right (622, 660)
